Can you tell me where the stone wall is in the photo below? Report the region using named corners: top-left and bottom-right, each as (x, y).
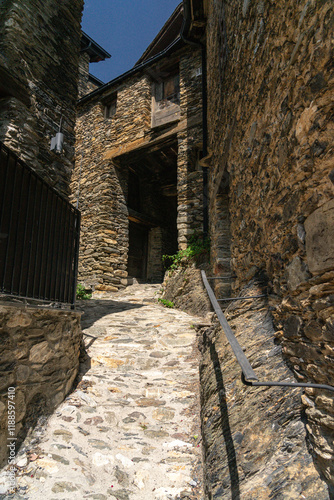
top-left (147, 227), bottom-right (163, 282)
top-left (198, 276), bottom-right (332, 498)
top-left (72, 73), bottom-right (152, 290)
top-left (177, 50), bottom-right (203, 250)
top-left (162, 267), bottom-right (212, 318)
top-left (78, 52), bottom-right (91, 99)
top-left (72, 44), bottom-right (203, 290)
top-left (205, 0), bottom-right (334, 485)
top-left (0, 0), bottom-right (83, 198)
top-left (0, 304), bottom-right (82, 467)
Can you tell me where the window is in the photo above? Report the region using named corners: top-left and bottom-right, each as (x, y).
top-left (151, 66), bottom-right (181, 128)
top-left (155, 74), bottom-right (180, 106)
top-left (103, 94), bottom-right (117, 119)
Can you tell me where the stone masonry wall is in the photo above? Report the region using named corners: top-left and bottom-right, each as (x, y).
top-left (72, 74), bottom-right (152, 291)
top-left (198, 276), bottom-right (332, 498)
top-left (147, 227), bottom-right (163, 282)
top-left (0, 0), bottom-right (83, 198)
top-left (72, 45), bottom-right (203, 290)
top-left (177, 49), bottom-right (203, 250)
top-left (78, 52), bottom-right (91, 99)
top-left (206, 0), bottom-right (334, 485)
top-left (0, 305), bottom-right (82, 467)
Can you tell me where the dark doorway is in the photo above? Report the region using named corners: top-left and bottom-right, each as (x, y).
top-left (128, 221), bottom-right (148, 280)
top-left (118, 138), bottom-right (178, 282)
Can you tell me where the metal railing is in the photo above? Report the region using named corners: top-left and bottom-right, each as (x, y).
top-left (0, 142), bottom-right (80, 306)
top-left (202, 270), bottom-right (334, 392)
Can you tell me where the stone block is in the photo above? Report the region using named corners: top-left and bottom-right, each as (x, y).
top-left (305, 200), bottom-right (334, 274)
top-left (284, 315), bottom-right (303, 340)
top-left (95, 285), bottom-right (118, 292)
top-left (304, 320), bottom-right (323, 341)
top-left (15, 364), bottom-right (30, 383)
top-left (286, 256), bottom-right (310, 291)
top-left (29, 341), bottom-right (54, 365)
top-left (7, 312), bottom-right (32, 328)
top-left (114, 270), bottom-right (128, 278)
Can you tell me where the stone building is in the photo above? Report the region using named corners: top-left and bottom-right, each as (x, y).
top-left (0, 0), bottom-right (84, 466)
top-left (0, 0), bottom-right (84, 198)
top-left (78, 31), bottom-right (111, 98)
top-left (185, 0), bottom-right (334, 490)
top-left (72, 3), bottom-right (204, 290)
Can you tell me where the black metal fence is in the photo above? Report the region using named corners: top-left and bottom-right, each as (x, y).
top-left (0, 142), bottom-right (80, 305)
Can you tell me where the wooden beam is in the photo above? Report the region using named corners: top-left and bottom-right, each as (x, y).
top-left (128, 208), bottom-right (162, 227)
top-left (104, 113), bottom-right (202, 161)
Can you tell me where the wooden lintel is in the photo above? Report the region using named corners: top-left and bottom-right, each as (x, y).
top-left (104, 113), bottom-right (202, 161)
top-left (128, 214), bottom-right (152, 226)
top-left (104, 122), bottom-right (184, 160)
top-left (128, 208), bottom-right (161, 227)
top-left (105, 136), bottom-right (148, 160)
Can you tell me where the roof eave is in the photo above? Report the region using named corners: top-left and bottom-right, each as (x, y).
top-left (78, 36), bottom-right (184, 105)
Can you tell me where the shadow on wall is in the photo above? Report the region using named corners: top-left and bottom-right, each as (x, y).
top-left (200, 329), bottom-right (241, 500)
top-left (207, 331), bottom-right (240, 499)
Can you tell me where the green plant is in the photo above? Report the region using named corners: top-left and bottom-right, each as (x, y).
top-left (76, 283), bottom-right (92, 300)
top-left (162, 232), bottom-right (210, 271)
top-left (158, 298), bottom-right (174, 308)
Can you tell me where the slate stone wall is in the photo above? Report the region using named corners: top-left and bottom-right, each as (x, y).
top-left (0, 305), bottom-right (82, 467)
top-left (0, 0), bottom-right (84, 469)
top-left (205, 0), bottom-right (334, 485)
top-left (72, 74), bottom-right (152, 291)
top-left (0, 0), bottom-right (83, 198)
top-left (72, 46), bottom-right (203, 290)
top-left (198, 277), bottom-right (332, 498)
top-left (78, 52), bottom-right (91, 99)
top-left (178, 50), bottom-right (203, 250)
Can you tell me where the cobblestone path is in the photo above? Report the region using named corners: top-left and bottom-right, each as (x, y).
top-left (1, 284), bottom-right (204, 500)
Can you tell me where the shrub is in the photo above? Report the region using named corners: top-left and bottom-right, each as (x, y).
top-left (162, 232), bottom-right (210, 271)
top-left (76, 283), bottom-right (92, 300)
top-left (158, 298), bottom-right (174, 308)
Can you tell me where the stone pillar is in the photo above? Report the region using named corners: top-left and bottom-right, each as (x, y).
top-left (210, 173), bottom-right (232, 299)
top-left (78, 52), bottom-right (91, 99)
top-left (176, 132), bottom-right (203, 250)
top-left (147, 227), bottom-right (163, 282)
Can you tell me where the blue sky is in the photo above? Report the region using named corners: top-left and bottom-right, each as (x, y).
top-left (81, 0), bottom-right (182, 83)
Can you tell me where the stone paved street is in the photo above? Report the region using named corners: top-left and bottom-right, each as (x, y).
top-left (1, 284), bottom-right (204, 499)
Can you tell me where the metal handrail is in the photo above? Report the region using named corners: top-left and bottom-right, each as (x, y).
top-left (201, 270), bottom-right (334, 393)
top-left (217, 295), bottom-right (266, 302)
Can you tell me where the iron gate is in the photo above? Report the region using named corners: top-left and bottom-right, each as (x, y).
top-left (0, 142), bottom-right (80, 305)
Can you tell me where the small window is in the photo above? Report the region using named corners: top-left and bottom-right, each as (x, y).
top-left (104, 94), bottom-right (117, 119)
top-left (151, 66), bottom-right (181, 128)
top-left (154, 73), bottom-right (180, 106)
